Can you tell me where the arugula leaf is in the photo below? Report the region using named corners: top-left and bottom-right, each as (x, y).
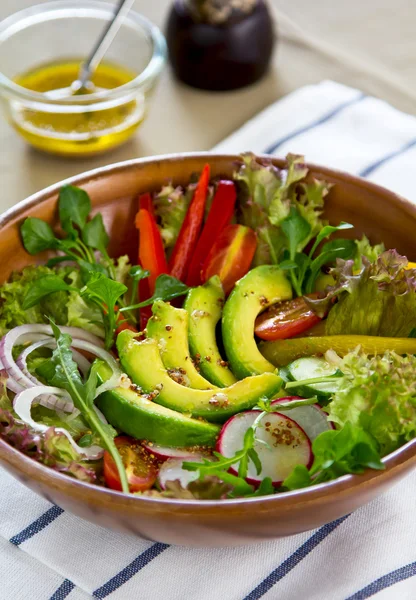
top-left (21, 218), bottom-right (60, 254)
top-left (58, 185), bottom-right (91, 239)
top-left (42, 321), bottom-right (129, 493)
top-left (22, 275), bottom-right (74, 310)
top-left (121, 274), bottom-right (189, 311)
top-left (82, 213), bottom-right (109, 255)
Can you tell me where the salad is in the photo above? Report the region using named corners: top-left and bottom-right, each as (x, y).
top-left (1, 153), bottom-right (416, 500)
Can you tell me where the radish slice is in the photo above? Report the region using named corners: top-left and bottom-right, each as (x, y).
top-left (217, 411), bottom-right (312, 486)
top-left (272, 397), bottom-right (335, 439)
top-left (13, 386), bottom-right (104, 460)
top-left (143, 443), bottom-right (202, 462)
top-left (157, 456), bottom-right (204, 490)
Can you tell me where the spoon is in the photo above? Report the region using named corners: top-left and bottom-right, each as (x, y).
top-left (47, 0), bottom-right (136, 99)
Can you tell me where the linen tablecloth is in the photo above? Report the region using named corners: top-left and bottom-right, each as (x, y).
top-left (0, 80), bottom-right (415, 600)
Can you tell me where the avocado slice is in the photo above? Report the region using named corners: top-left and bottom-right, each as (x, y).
top-left (146, 300), bottom-right (215, 390)
top-left (184, 276), bottom-right (237, 388)
top-left (222, 266), bottom-right (292, 379)
top-left (95, 363), bottom-right (219, 447)
top-left (117, 331), bottom-right (283, 423)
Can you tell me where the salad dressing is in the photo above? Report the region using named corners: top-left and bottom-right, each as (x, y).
top-left (12, 60), bottom-right (143, 156)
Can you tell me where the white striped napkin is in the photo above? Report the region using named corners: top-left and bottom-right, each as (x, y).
top-left (1, 80), bottom-right (415, 600)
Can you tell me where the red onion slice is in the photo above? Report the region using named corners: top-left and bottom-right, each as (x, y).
top-left (13, 386), bottom-right (104, 460)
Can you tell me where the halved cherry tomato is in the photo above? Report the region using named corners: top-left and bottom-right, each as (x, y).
top-left (255, 295), bottom-right (322, 341)
top-left (201, 224), bottom-right (257, 295)
top-left (104, 436), bottom-right (158, 493)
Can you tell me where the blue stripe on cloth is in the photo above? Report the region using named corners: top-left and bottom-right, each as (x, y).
top-left (9, 505), bottom-right (64, 546)
top-left (346, 561), bottom-right (416, 600)
top-left (263, 93), bottom-right (366, 155)
top-left (359, 137), bottom-right (416, 177)
top-left (93, 542), bottom-right (169, 599)
top-left (49, 579), bottom-right (75, 600)
top-left (242, 515), bottom-right (350, 600)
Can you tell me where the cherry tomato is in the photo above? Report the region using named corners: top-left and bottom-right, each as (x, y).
top-left (201, 224), bottom-right (257, 295)
top-left (104, 436), bottom-right (158, 493)
top-left (255, 295), bottom-right (322, 341)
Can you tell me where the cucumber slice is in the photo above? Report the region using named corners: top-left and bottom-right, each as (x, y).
top-left (286, 357), bottom-right (340, 400)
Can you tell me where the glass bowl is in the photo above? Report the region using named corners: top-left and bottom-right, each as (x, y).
top-left (0, 1), bottom-right (166, 157)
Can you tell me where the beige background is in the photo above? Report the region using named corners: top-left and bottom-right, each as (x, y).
top-left (1, 0), bottom-right (415, 207)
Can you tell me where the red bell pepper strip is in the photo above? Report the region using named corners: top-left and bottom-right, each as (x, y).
top-left (201, 224), bottom-right (257, 295)
top-left (168, 164), bottom-right (211, 281)
top-left (135, 208), bottom-right (168, 293)
top-left (139, 192), bottom-right (155, 217)
top-left (186, 180), bottom-right (237, 287)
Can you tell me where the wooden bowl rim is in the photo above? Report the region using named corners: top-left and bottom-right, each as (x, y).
top-left (1, 151), bottom-right (415, 511)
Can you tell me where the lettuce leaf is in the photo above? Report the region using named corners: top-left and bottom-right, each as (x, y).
top-left (327, 349), bottom-right (416, 455)
top-left (153, 184), bottom-right (193, 255)
top-left (0, 265), bottom-right (70, 336)
top-left (234, 153), bottom-right (330, 265)
top-left (354, 235), bottom-right (385, 270)
top-left (65, 270), bottom-right (105, 338)
top-left (0, 384), bottom-right (99, 483)
top-left (309, 250), bottom-right (416, 336)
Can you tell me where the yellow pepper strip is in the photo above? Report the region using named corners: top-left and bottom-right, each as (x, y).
top-left (407, 262), bottom-right (416, 269)
top-left (259, 336), bottom-right (416, 367)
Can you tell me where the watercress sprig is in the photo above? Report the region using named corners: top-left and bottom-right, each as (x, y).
top-left (278, 210), bottom-right (355, 295)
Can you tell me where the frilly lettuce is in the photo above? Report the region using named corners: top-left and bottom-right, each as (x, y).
top-left (0, 383), bottom-right (98, 483)
top-left (0, 265), bottom-right (69, 335)
top-left (153, 185), bottom-right (193, 255)
top-left (354, 235), bottom-right (385, 270)
top-left (234, 153), bottom-right (331, 265)
top-left (65, 270), bottom-right (105, 338)
top-left (327, 349), bottom-right (416, 455)
top-left (309, 249), bottom-right (416, 336)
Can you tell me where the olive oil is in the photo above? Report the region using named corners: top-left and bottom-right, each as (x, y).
top-left (12, 60), bottom-right (144, 156)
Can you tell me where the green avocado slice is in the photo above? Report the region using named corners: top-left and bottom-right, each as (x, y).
top-left (222, 266), bottom-right (292, 379)
top-left (117, 331), bottom-right (283, 423)
top-left (184, 276), bottom-right (237, 387)
top-left (146, 300), bottom-right (215, 390)
top-left (95, 363), bottom-right (219, 447)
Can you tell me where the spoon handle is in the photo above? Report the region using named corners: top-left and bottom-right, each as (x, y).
top-left (78, 0), bottom-right (136, 87)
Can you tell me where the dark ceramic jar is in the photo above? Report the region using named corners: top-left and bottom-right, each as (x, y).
top-left (166, 0), bottom-right (275, 91)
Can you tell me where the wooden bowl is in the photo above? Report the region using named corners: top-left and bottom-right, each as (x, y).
top-left (0, 153), bottom-right (415, 547)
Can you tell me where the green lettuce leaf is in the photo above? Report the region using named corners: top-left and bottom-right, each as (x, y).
top-left (153, 184), bottom-right (193, 255)
top-left (234, 153), bottom-right (330, 265)
top-left (0, 265), bottom-right (70, 335)
top-left (65, 270), bottom-right (105, 338)
top-left (327, 349), bottom-right (416, 455)
top-left (354, 235), bottom-right (385, 270)
top-left (309, 250), bottom-right (416, 336)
